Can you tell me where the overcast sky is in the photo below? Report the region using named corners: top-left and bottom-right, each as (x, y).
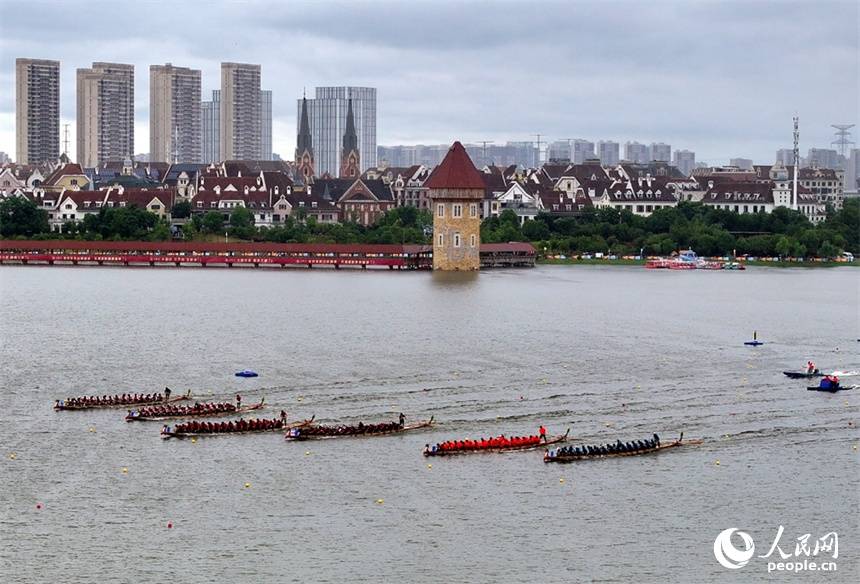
top-left (0, 0), bottom-right (857, 164)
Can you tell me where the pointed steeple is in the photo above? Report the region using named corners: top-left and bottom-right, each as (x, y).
top-left (296, 93), bottom-right (315, 183)
top-left (297, 96), bottom-right (313, 156)
top-left (340, 94), bottom-right (360, 178)
top-left (342, 97), bottom-right (358, 155)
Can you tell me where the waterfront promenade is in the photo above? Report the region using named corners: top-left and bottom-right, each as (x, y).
top-left (0, 240), bottom-right (536, 270)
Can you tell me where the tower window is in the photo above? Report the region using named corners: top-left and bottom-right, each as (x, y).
top-left (453, 232), bottom-right (461, 247)
top-left (437, 203), bottom-right (444, 218)
top-left (437, 233), bottom-right (443, 247)
top-left (470, 203), bottom-right (478, 218)
top-left (453, 204), bottom-right (462, 218)
top-left (470, 234), bottom-right (476, 247)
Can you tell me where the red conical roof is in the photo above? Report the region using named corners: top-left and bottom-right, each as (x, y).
top-left (425, 141), bottom-right (485, 190)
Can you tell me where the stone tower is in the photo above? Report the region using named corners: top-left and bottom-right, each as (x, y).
top-left (296, 94), bottom-right (315, 183)
top-left (339, 97), bottom-right (360, 178)
top-left (425, 141), bottom-right (484, 271)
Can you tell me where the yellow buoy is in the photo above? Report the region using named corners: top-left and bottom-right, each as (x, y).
top-left (604, 422), bottom-right (612, 427)
top-left (9, 453), bottom-right (16, 460)
top-left (376, 498), bottom-right (384, 504)
top-left (305, 451), bottom-right (311, 456)
top-left (88, 427), bottom-right (96, 433)
top-left (853, 445), bottom-right (858, 451)
top-left (715, 460), bottom-right (721, 466)
top-left (121, 467), bottom-right (128, 474)
top-left (427, 464), bottom-right (432, 469)
top-left (559, 478), bottom-right (565, 484)
top-left (191, 437), bottom-right (197, 444)
top-left (244, 482), bottom-right (251, 489)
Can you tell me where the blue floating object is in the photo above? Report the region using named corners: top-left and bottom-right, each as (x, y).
top-left (235, 370), bottom-right (259, 378)
top-left (744, 341), bottom-right (764, 346)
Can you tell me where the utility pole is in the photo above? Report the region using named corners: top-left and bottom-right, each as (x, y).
top-left (478, 140), bottom-right (494, 167)
top-left (831, 124), bottom-right (855, 157)
top-left (792, 116), bottom-right (799, 211)
top-left (62, 124), bottom-right (70, 159)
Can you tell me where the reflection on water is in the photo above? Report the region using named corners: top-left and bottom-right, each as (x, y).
top-left (429, 270), bottom-right (481, 288)
top-left (0, 265), bottom-right (857, 583)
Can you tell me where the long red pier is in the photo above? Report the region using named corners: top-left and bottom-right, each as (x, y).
top-left (0, 240), bottom-right (535, 270)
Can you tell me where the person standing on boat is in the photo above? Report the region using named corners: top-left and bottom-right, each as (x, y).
top-left (164, 387), bottom-right (171, 401)
top-left (806, 361), bottom-right (816, 374)
top-left (236, 394), bottom-right (242, 410)
top-left (399, 413), bottom-right (406, 428)
top-left (539, 425), bottom-right (547, 443)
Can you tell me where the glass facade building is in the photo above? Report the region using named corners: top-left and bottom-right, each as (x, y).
top-left (260, 90), bottom-right (272, 161)
top-left (201, 90), bottom-right (220, 164)
top-left (299, 87), bottom-right (376, 175)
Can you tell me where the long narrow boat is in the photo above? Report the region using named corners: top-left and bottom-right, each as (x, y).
top-left (285, 417), bottom-right (434, 441)
top-left (55, 389), bottom-right (191, 411)
top-left (161, 416), bottom-right (314, 440)
top-left (423, 429), bottom-right (570, 457)
top-left (544, 433), bottom-right (701, 463)
top-left (783, 370), bottom-right (823, 379)
top-left (126, 399), bottom-right (265, 422)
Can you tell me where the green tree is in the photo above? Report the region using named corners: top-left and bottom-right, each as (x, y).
top-left (818, 240), bottom-right (839, 259)
top-left (202, 211), bottom-right (225, 234)
top-left (171, 200), bottom-right (191, 219)
top-left (0, 196), bottom-right (50, 237)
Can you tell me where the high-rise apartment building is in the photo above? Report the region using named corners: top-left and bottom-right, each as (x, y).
top-left (845, 149), bottom-right (860, 193)
top-left (730, 158), bottom-right (754, 170)
top-left (15, 58), bottom-right (60, 165)
top-left (649, 142), bottom-right (671, 162)
top-left (597, 141), bottom-right (620, 166)
top-left (150, 63), bottom-right (201, 163)
top-left (300, 87), bottom-right (376, 175)
top-left (76, 62), bottom-right (135, 167)
top-left (220, 62), bottom-right (261, 160)
top-left (260, 90), bottom-right (272, 161)
top-left (624, 141), bottom-right (648, 163)
top-left (776, 149), bottom-right (796, 166)
top-left (673, 149), bottom-right (696, 176)
top-left (807, 148), bottom-right (841, 169)
top-left (572, 139), bottom-right (595, 164)
top-left (201, 90), bottom-right (220, 163)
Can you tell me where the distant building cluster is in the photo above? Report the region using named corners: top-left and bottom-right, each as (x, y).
top-left (9, 54), bottom-right (857, 226)
top-left (14, 58), bottom-right (276, 166)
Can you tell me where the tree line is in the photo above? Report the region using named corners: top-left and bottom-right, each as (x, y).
top-left (1, 195), bottom-right (857, 258)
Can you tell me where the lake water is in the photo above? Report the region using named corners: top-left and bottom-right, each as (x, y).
top-left (0, 265), bottom-right (857, 583)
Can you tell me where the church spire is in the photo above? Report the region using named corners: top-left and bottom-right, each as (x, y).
top-left (296, 94), bottom-right (315, 183)
top-left (340, 94), bottom-right (360, 178)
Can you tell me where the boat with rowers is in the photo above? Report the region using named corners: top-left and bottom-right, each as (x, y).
top-left (423, 428), bottom-right (569, 457)
top-left (544, 433), bottom-right (701, 463)
top-left (160, 414), bottom-right (313, 439)
top-left (126, 398), bottom-right (265, 422)
top-left (55, 388), bottom-right (190, 411)
top-left (285, 414), bottom-right (434, 441)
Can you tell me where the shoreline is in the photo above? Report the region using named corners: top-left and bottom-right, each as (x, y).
top-left (537, 258), bottom-right (858, 268)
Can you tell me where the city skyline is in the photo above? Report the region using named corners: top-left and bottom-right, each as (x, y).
top-left (0, 0), bottom-right (857, 164)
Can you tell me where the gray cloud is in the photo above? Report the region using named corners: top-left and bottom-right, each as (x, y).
top-left (0, 0), bottom-right (857, 164)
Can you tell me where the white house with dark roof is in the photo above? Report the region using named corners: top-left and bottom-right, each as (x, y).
top-left (700, 182), bottom-right (774, 214)
top-left (593, 176), bottom-right (678, 216)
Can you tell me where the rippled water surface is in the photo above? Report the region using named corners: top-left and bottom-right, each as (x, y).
top-left (1, 265), bottom-right (858, 583)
